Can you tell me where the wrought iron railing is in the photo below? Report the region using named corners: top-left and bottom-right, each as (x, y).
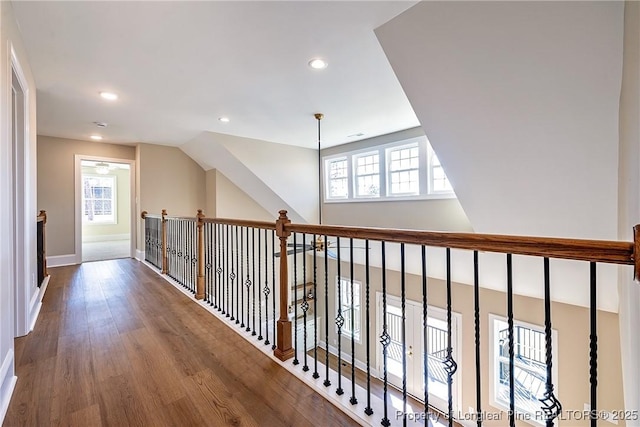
top-left (141, 209), bottom-right (639, 427)
top-left (36, 210), bottom-right (47, 287)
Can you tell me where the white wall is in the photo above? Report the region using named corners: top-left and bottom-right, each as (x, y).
top-left (375, 1), bottom-right (625, 311)
top-left (181, 131), bottom-right (316, 224)
top-left (0, 0), bottom-right (38, 420)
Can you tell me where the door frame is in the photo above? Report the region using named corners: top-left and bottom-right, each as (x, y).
top-left (376, 292), bottom-right (462, 414)
top-left (74, 155), bottom-right (136, 263)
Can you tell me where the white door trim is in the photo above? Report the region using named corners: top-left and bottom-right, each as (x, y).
top-left (74, 155), bottom-right (137, 263)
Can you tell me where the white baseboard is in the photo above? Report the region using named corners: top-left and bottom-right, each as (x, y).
top-left (47, 254), bottom-right (79, 267)
top-left (28, 276), bottom-right (49, 332)
top-left (82, 233), bottom-right (130, 243)
top-left (135, 249), bottom-right (145, 262)
top-left (321, 341), bottom-right (380, 379)
top-left (0, 350), bottom-right (17, 423)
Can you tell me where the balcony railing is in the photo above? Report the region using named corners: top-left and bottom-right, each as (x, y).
top-left (141, 209), bottom-right (639, 427)
top-left (36, 210), bottom-right (47, 287)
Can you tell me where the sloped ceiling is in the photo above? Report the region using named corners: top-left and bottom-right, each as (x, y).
top-left (376, 1), bottom-right (624, 240)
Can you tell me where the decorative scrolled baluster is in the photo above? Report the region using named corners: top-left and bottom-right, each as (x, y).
top-left (264, 228), bottom-right (270, 346)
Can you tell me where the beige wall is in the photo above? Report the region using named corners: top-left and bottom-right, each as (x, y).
top-left (81, 166), bottom-right (131, 240)
top-left (214, 170), bottom-right (275, 221)
top-left (37, 135), bottom-right (136, 256)
top-left (312, 256), bottom-right (624, 426)
top-left (137, 143), bottom-right (205, 250)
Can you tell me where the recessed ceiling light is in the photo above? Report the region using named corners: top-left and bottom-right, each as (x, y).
top-left (308, 58), bottom-right (328, 70)
top-left (99, 91), bottom-right (118, 101)
top-left (90, 135), bottom-right (103, 141)
top-left (218, 116), bottom-right (230, 123)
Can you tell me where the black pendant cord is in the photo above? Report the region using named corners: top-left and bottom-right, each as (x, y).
top-left (380, 241), bottom-right (390, 427)
top-left (364, 239), bottom-right (373, 416)
top-left (590, 262), bottom-right (597, 427)
top-left (336, 237), bottom-right (344, 396)
top-left (400, 243), bottom-right (407, 427)
top-left (302, 233), bottom-right (309, 371)
top-left (507, 253), bottom-right (515, 427)
top-left (252, 228), bottom-right (256, 336)
top-left (421, 245), bottom-right (429, 416)
top-left (323, 234), bottom-right (331, 387)
top-left (473, 251), bottom-right (482, 427)
top-left (349, 238), bottom-right (357, 405)
top-left (245, 227), bottom-right (251, 333)
top-left (312, 234), bottom-right (319, 379)
top-left (257, 230), bottom-right (263, 341)
top-left (445, 248), bottom-right (457, 427)
top-left (230, 226), bottom-right (236, 321)
top-left (240, 227), bottom-right (245, 328)
top-left (264, 229), bottom-right (270, 346)
top-left (541, 257), bottom-right (561, 427)
top-left (293, 232), bottom-right (299, 365)
top-left (272, 230), bottom-right (276, 350)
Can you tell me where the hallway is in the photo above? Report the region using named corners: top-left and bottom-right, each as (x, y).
top-left (3, 259), bottom-right (357, 427)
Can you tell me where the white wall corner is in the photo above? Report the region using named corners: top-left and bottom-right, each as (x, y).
top-left (0, 350), bottom-right (17, 423)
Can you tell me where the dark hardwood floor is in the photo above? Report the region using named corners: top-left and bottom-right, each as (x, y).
top-left (3, 259), bottom-right (358, 427)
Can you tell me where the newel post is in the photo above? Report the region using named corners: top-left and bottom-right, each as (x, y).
top-left (196, 209), bottom-right (205, 300)
top-left (161, 209), bottom-right (168, 274)
top-left (39, 210), bottom-right (47, 277)
top-left (274, 210), bottom-right (294, 361)
top-left (634, 225), bottom-right (640, 282)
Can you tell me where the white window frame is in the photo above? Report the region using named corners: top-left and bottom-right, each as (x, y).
top-left (488, 314), bottom-right (558, 426)
top-left (324, 156), bottom-right (350, 200)
top-left (336, 276), bottom-right (361, 343)
top-left (353, 151), bottom-right (381, 199)
top-left (386, 142), bottom-right (422, 197)
top-left (82, 174), bottom-right (117, 224)
top-left (323, 136), bottom-right (455, 203)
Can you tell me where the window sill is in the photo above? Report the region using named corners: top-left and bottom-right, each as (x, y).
top-left (325, 193), bottom-right (457, 204)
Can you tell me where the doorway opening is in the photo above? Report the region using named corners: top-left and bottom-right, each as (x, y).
top-left (79, 159), bottom-right (132, 262)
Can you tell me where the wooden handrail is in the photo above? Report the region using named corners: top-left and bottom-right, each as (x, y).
top-left (202, 217), bottom-right (276, 230)
top-left (164, 215), bottom-right (198, 221)
top-left (285, 223), bottom-right (635, 266)
top-left (37, 210), bottom-right (47, 223)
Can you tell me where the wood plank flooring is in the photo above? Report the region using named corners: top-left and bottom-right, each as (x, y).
top-left (4, 259), bottom-right (358, 427)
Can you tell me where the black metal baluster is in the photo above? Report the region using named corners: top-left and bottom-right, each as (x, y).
top-left (264, 229), bottom-right (270, 346)
top-left (302, 233), bottom-right (309, 371)
top-left (335, 237), bottom-right (344, 395)
top-left (312, 235), bottom-right (319, 378)
top-left (231, 225), bottom-right (237, 323)
top-left (240, 227), bottom-right (244, 328)
top-left (445, 248), bottom-right (458, 427)
top-left (215, 223), bottom-right (221, 310)
top-left (323, 234), bottom-right (330, 386)
top-left (245, 227), bottom-right (251, 332)
top-left (590, 262), bottom-right (597, 427)
top-left (252, 228), bottom-right (256, 336)
top-left (293, 232), bottom-right (299, 365)
top-left (350, 238), bottom-right (357, 405)
top-left (422, 245), bottom-right (429, 417)
top-left (380, 241), bottom-right (390, 427)
top-left (257, 229), bottom-right (263, 340)
top-left (225, 224), bottom-right (230, 317)
top-left (272, 230), bottom-right (276, 350)
top-left (401, 243), bottom-right (407, 427)
top-left (474, 251), bottom-right (482, 427)
top-left (541, 257), bottom-right (561, 427)
top-left (364, 239), bottom-right (373, 416)
top-left (507, 253), bottom-right (515, 427)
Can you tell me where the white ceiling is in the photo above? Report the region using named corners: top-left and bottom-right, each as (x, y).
top-left (12, 1), bottom-right (419, 149)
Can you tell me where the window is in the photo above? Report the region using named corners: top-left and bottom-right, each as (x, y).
top-left (326, 157), bottom-right (349, 199)
top-left (323, 136), bottom-right (454, 202)
top-left (83, 175), bottom-right (116, 223)
top-left (336, 277), bottom-right (361, 341)
top-left (387, 143), bottom-right (420, 196)
top-left (491, 316), bottom-right (556, 422)
top-left (353, 152), bottom-right (380, 198)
